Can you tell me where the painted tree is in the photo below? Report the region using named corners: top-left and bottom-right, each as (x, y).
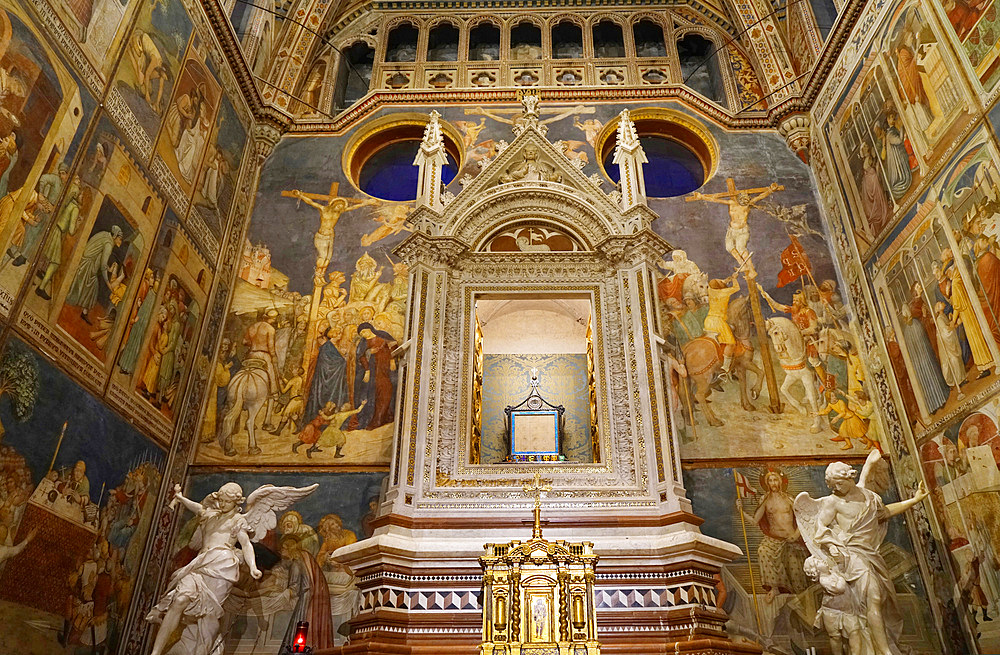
top-left (0, 343), bottom-right (39, 435)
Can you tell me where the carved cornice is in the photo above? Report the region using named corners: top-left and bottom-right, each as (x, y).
top-left (598, 229), bottom-right (674, 268)
top-left (393, 232), bottom-right (470, 267)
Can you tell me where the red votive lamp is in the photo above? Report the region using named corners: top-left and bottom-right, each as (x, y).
top-left (292, 621), bottom-right (309, 652)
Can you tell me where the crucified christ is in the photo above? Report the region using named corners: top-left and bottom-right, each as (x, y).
top-left (285, 185), bottom-right (377, 282)
top-left (688, 181), bottom-right (782, 276)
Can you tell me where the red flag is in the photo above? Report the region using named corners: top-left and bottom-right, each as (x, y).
top-left (777, 235), bottom-right (811, 288)
top-left (733, 471), bottom-right (756, 499)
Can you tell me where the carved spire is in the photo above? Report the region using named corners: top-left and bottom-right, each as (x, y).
top-left (414, 110), bottom-right (449, 211)
top-left (512, 91), bottom-right (546, 136)
top-left (612, 109), bottom-right (648, 211)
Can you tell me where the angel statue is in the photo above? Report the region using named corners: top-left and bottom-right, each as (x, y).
top-left (793, 451), bottom-right (927, 655)
top-left (146, 481), bottom-right (319, 655)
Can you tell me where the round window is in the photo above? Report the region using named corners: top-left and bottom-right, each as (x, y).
top-left (597, 110), bottom-right (717, 198)
top-left (345, 117), bottom-right (463, 201)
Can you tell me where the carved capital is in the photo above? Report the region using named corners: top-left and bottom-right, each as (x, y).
top-left (394, 232), bottom-right (469, 268)
top-left (598, 229), bottom-right (673, 268)
top-left (777, 113), bottom-right (811, 163)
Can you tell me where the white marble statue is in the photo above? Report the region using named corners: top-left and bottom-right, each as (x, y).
top-left (793, 451), bottom-right (927, 655)
top-left (146, 481), bottom-right (319, 655)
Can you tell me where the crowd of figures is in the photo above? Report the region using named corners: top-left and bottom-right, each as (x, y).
top-left (874, 190), bottom-right (1000, 429)
top-left (0, 436), bottom-right (161, 653)
top-left (655, 246), bottom-right (871, 451)
top-left (202, 251), bottom-right (406, 461)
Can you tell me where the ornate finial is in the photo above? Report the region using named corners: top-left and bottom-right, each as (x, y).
top-left (612, 109), bottom-right (648, 210)
top-left (613, 109), bottom-right (643, 159)
top-left (421, 110), bottom-right (444, 151)
top-left (513, 91), bottom-right (546, 136)
top-left (414, 111), bottom-right (449, 211)
top-left (524, 472), bottom-right (552, 539)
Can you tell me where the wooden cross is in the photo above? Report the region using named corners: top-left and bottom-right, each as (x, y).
top-left (683, 177), bottom-right (785, 202)
top-left (524, 471), bottom-right (552, 539)
top-left (281, 181), bottom-right (340, 203)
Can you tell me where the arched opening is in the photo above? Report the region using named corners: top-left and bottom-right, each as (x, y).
top-left (427, 23), bottom-right (459, 61)
top-left (511, 22), bottom-right (542, 60)
top-left (598, 113), bottom-right (714, 197)
top-left (336, 42), bottom-right (374, 109)
top-left (633, 20), bottom-right (666, 57)
top-left (385, 22), bottom-right (418, 62)
top-left (469, 22), bottom-right (500, 61)
top-left (677, 33), bottom-right (726, 105)
top-left (592, 20), bottom-right (625, 58)
top-left (551, 21), bottom-right (583, 59)
top-left (347, 122), bottom-right (463, 201)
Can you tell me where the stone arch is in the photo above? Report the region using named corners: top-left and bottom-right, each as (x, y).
top-left (447, 186), bottom-right (617, 249)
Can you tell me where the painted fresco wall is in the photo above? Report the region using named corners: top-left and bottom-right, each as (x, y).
top-left (0, 336), bottom-right (165, 655)
top-left (0, 0), bottom-right (257, 650)
top-left (810, 0), bottom-right (1000, 649)
top-left (186, 98), bottom-right (950, 654)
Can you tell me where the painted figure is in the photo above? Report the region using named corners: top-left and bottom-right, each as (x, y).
top-left (36, 177), bottom-right (82, 300)
top-left (351, 322), bottom-right (397, 430)
top-left (289, 189), bottom-right (375, 282)
top-left (689, 183), bottom-right (780, 272)
top-left (738, 469), bottom-right (809, 602)
top-left (65, 225), bottom-right (124, 324)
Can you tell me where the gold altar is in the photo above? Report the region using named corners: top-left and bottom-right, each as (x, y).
top-left (479, 474), bottom-right (600, 655)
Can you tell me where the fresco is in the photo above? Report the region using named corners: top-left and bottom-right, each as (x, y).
top-left (194, 126), bottom-right (409, 465)
top-left (13, 114), bottom-right (163, 389)
top-left (0, 337), bottom-right (164, 655)
top-left (106, 208), bottom-right (209, 441)
top-left (917, 401), bottom-right (1000, 652)
top-left (936, 0), bottom-right (1000, 92)
top-left (50, 0), bottom-right (134, 76)
top-left (867, 128), bottom-right (1000, 434)
top-left (190, 103), bottom-right (849, 466)
top-left (153, 52), bottom-right (222, 199)
top-left (683, 464), bottom-right (939, 655)
top-left (111, 0), bottom-right (194, 142)
top-left (176, 471), bottom-right (385, 652)
top-left (191, 90), bottom-right (248, 241)
top-left (0, 3), bottom-right (96, 317)
top-left (825, 0), bottom-right (974, 251)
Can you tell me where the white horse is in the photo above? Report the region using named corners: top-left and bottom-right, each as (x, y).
top-left (218, 358), bottom-right (272, 456)
top-left (765, 317), bottom-right (823, 433)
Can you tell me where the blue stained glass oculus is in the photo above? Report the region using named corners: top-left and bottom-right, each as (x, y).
top-left (358, 141), bottom-right (459, 201)
top-left (603, 135), bottom-right (704, 197)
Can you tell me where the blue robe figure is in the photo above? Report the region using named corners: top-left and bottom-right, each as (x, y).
top-left (901, 310), bottom-right (950, 413)
top-left (304, 334), bottom-right (348, 421)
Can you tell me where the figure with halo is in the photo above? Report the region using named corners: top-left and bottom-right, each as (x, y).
top-left (146, 481), bottom-right (319, 655)
top-left (793, 451), bottom-right (927, 655)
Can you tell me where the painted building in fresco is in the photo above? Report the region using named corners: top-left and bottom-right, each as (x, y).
top-left (0, 0), bottom-right (993, 650)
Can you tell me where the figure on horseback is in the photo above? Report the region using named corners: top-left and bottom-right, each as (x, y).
top-left (219, 309), bottom-right (281, 456)
top-left (670, 268), bottom-right (764, 427)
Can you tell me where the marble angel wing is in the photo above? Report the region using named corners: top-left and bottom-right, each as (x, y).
top-left (793, 491), bottom-right (828, 561)
top-left (859, 449), bottom-right (890, 495)
top-left (242, 483), bottom-right (319, 541)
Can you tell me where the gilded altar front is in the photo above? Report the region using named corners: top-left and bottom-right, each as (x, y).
top-left (479, 528), bottom-right (600, 655)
